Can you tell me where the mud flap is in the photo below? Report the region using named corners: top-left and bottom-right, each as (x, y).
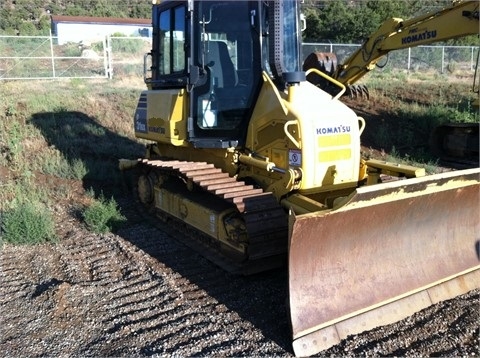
top-left (288, 168), bottom-right (480, 357)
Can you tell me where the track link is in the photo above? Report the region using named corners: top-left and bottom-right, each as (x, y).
top-left (134, 158), bottom-right (288, 275)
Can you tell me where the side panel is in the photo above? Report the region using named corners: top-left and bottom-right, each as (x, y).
top-left (289, 81), bottom-right (361, 191)
top-left (134, 89), bottom-right (189, 146)
top-left (243, 74), bottom-right (362, 197)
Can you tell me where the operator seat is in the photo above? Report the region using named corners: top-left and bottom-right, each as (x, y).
top-left (203, 40), bottom-right (250, 129)
top-left (206, 40), bottom-right (237, 88)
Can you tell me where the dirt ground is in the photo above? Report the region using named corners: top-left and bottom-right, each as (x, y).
top-left (1, 78), bottom-right (479, 356)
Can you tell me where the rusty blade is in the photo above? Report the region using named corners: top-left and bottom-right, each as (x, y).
top-left (288, 168), bottom-right (480, 357)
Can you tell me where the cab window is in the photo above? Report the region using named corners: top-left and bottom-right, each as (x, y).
top-left (155, 4), bottom-right (187, 86)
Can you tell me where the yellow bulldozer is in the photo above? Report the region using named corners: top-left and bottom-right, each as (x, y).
top-left (120, 1), bottom-right (480, 356)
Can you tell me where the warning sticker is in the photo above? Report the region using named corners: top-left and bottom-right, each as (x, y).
top-left (289, 150), bottom-right (301, 166)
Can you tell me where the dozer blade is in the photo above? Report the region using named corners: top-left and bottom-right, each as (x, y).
top-left (288, 168), bottom-right (480, 357)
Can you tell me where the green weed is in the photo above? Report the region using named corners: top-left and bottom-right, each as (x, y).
top-left (40, 152), bottom-right (88, 180)
top-left (360, 73), bottom-right (478, 169)
top-left (0, 201), bottom-right (56, 245)
top-left (384, 146), bottom-right (442, 175)
top-left (110, 37), bottom-right (144, 54)
top-left (82, 193), bottom-right (126, 234)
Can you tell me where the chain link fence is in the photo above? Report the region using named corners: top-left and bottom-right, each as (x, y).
top-left (303, 42), bottom-right (479, 74)
top-left (0, 35), bottom-right (150, 80)
top-left (0, 35), bottom-right (478, 80)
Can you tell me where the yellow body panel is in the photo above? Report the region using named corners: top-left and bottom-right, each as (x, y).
top-left (153, 186), bottom-right (243, 252)
top-left (242, 73), bottom-right (362, 197)
top-left (134, 89), bottom-right (188, 146)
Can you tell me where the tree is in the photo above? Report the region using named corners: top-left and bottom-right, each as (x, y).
top-left (302, 7), bottom-right (323, 42)
top-left (315, 1), bottom-right (356, 43)
top-left (301, 0), bottom-right (479, 45)
top-left (0, 0), bottom-right (152, 35)
top-left (351, 0), bottom-right (417, 42)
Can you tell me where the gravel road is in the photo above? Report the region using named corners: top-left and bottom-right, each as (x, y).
top-left (1, 203), bottom-right (478, 357)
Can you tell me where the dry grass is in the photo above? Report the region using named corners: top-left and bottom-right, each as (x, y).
top-left (0, 77), bottom-right (145, 222)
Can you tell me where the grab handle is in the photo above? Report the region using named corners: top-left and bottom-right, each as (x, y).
top-left (284, 120), bottom-right (301, 149)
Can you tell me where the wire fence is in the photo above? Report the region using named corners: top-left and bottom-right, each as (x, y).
top-left (0, 35), bottom-right (478, 80)
top-left (302, 43), bottom-right (479, 74)
top-left (0, 35), bottom-right (149, 80)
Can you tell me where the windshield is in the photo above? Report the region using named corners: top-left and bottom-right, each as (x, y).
top-left (282, 0), bottom-right (301, 73)
top-left (191, 1), bottom-right (262, 137)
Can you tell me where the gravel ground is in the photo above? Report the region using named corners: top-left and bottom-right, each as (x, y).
top-left (1, 208), bottom-right (479, 357)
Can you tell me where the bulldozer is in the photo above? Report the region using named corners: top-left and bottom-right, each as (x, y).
top-left (303, 0), bottom-right (480, 166)
top-left (120, 1), bottom-right (480, 356)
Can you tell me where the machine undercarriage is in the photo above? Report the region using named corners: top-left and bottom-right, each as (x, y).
top-left (127, 157), bottom-right (288, 275)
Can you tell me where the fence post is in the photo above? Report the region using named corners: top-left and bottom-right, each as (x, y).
top-left (471, 47), bottom-right (475, 71)
top-left (103, 36), bottom-right (108, 78)
top-left (49, 31), bottom-right (56, 78)
top-left (106, 35), bottom-right (113, 78)
top-left (441, 46), bottom-right (445, 74)
top-left (407, 47), bottom-right (411, 70)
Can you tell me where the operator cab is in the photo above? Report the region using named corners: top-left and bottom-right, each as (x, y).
top-left (191, 2), bottom-right (262, 140)
top-left (147, 0), bottom-right (302, 148)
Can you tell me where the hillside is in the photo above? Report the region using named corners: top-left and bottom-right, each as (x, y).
top-left (2, 0), bottom-right (478, 46)
top-left (0, 0), bottom-right (151, 35)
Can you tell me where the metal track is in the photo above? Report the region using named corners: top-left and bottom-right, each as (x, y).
top-left (134, 158), bottom-right (288, 275)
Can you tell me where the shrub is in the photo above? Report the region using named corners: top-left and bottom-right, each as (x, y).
top-left (0, 201), bottom-right (56, 245)
top-left (41, 152), bottom-right (88, 180)
top-left (111, 37), bottom-right (144, 54)
top-left (82, 194), bottom-right (126, 233)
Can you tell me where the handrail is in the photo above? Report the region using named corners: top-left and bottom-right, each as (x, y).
top-left (305, 67), bottom-right (346, 100)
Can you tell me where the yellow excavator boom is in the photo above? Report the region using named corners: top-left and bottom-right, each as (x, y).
top-left (336, 0), bottom-right (479, 86)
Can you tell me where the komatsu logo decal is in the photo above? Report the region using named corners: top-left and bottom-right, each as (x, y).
top-left (402, 29), bottom-right (437, 45)
top-left (148, 117), bottom-right (166, 134)
top-left (148, 125), bottom-right (166, 134)
top-left (316, 125), bottom-right (351, 135)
